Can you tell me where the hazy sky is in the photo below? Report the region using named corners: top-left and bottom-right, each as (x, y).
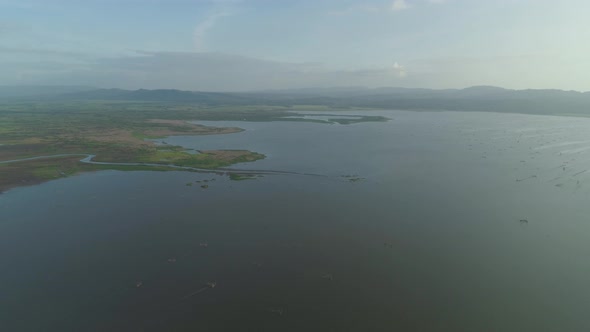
top-left (1, 0), bottom-right (588, 91)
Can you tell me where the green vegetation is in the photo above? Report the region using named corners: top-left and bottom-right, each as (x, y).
top-left (0, 100), bottom-right (386, 192)
top-left (229, 173), bottom-right (261, 181)
top-left (127, 149), bottom-right (266, 169)
top-left (341, 175), bottom-right (366, 182)
top-left (0, 156), bottom-right (180, 192)
top-left (347, 177), bottom-right (365, 182)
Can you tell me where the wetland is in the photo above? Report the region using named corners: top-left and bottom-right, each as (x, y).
top-left (2, 105), bottom-right (590, 331)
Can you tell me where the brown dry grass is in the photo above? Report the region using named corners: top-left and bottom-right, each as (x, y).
top-left (147, 119), bottom-right (190, 126)
top-left (145, 119), bottom-right (242, 136)
top-left (82, 129), bottom-right (151, 147)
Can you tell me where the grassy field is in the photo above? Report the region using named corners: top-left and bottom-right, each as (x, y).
top-left (0, 156), bottom-right (182, 192)
top-left (0, 101), bottom-right (387, 192)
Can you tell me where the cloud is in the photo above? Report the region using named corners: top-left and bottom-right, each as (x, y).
top-left (328, 4), bottom-right (381, 16)
top-left (332, 0), bottom-right (416, 15)
top-left (393, 62), bottom-right (407, 77)
top-left (194, 11), bottom-right (232, 52)
top-left (1, 51), bottom-right (409, 91)
top-left (391, 0), bottom-right (409, 11)
top-left (9, 51), bottom-right (588, 91)
top-left (331, 0), bottom-right (448, 15)
top-left (0, 46), bottom-right (93, 58)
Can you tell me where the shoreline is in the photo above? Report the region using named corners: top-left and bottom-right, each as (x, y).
top-left (0, 152), bottom-right (328, 194)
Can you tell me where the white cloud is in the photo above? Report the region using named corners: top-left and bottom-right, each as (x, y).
top-left (328, 4), bottom-right (381, 16)
top-left (4, 51), bottom-right (410, 91)
top-left (391, 0), bottom-right (409, 11)
top-left (331, 0), bottom-right (446, 16)
top-left (393, 62), bottom-right (407, 77)
top-left (194, 11), bottom-right (231, 52)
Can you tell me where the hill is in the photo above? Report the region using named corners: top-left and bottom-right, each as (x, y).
top-left (3, 85), bottom-right (590, 116)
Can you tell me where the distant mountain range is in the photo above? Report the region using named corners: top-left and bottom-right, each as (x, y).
top-left (2, 85), bottom-right (590, 116)
top-left (0, 85), bottom-right (96, 98)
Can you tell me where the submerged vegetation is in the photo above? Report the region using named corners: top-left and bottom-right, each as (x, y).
top-left (229, 173), bottom-right (261, 181)
top-left (341, 175), bottom-right (366, 182)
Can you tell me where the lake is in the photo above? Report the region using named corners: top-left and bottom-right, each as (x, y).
top-left (2, 110), bottom-right (590, 331)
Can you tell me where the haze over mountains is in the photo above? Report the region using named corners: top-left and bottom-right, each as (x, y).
top-left (2, 85), bottom-right (590, 116)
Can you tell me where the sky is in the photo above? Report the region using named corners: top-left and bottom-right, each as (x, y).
top-left (0, 0), bottom-right (589, 91)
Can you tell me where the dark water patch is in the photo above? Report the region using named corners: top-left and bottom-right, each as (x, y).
top-left (3, 111), bottom-right (590, 331)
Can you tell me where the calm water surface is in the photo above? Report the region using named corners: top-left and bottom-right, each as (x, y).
top-left (2, 111), bottom-right (590, 331)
